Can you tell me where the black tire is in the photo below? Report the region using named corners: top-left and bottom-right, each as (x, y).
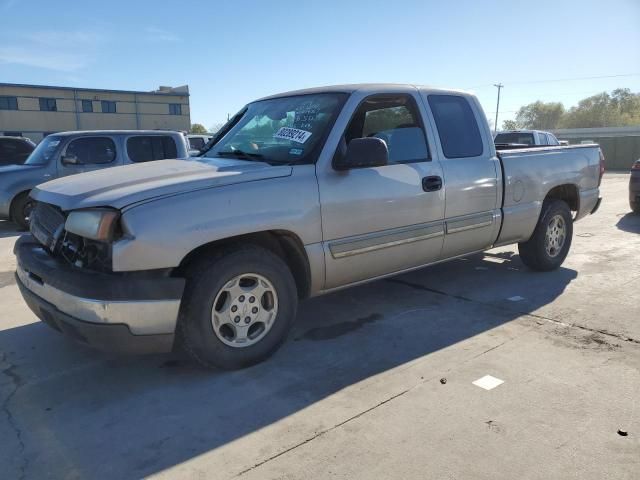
top-left (178, 245), bottom-right (298, 370)
top-left (631, 201), bottom-right (640, 214)
top-left (10, 192), bottom-right (34, 230)
top-left (518, 199), bottom-right (573, 272)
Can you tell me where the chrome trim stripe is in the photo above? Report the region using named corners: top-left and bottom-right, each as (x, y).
top-left (329, 223), bottom-right (444, 259)
top-left (17, 266), bottom-right (179, 335)
top-left (445, 214), bottom-right (494, 234)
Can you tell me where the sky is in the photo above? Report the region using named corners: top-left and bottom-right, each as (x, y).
top-left (1, 0), bottom-right (639, 130)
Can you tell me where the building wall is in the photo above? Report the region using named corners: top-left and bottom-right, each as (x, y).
top-left (0, 84), bottom-right (190, 143)
top-left (553, 127), bottom-right (640, 170)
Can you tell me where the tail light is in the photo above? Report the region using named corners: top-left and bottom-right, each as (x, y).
top-left (632, 160), bottom-right (640, 171)
top-left (598, 148), bottom-right (605, 186)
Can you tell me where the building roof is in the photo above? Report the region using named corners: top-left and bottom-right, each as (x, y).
top-left (0, 82), bottom-right (189, 96)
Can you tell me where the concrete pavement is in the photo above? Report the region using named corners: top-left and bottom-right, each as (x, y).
top-left (1, 173), bottom-right (638, 479)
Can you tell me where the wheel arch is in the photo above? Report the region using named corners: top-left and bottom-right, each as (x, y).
top-left (173, 230), bottom-right (312, 299)
top-left (544, 184), bottom-right (579, 213)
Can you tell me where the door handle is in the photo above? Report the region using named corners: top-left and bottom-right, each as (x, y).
top-left (422, 176), bottom-right (442, 192)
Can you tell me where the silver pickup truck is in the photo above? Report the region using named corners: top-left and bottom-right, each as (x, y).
top-left (14, 84), bottom-right (604, 369)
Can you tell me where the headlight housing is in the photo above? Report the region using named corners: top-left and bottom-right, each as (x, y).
top-left (65, 208), bottom-right (121, 242)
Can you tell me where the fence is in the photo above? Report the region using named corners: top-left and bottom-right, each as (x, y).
top-left (552, 126), bottom-right (640, 170)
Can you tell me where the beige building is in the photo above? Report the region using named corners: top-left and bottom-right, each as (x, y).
top-left (0, 82), bottom-right (190, 143)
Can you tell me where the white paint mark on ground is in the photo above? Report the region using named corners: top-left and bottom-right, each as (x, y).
top-left (483, 257), bottom-right (505, 264)
top-left (472, 375), bottom-right (504, 391)
top-left (507, 295), bottom-right (524, 301)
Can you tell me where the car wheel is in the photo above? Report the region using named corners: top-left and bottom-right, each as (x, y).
top-left (178, 245), bottom-right (298, 369)
top-left (518, 199), bottom-right (573, 272)
top-left (10, 192), bottom-right (34, 230)
top-left (631, 201), bottom-right (640, 214)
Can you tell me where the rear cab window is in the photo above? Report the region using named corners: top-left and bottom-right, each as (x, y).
top-left (127, 135), bottom-right (178, 162)
top-left (427, 95), bottom-right (484, 158)
top-left (494, 132), bottom-right (535, 146)
top-left (189, 137), bottom-right (205, 150)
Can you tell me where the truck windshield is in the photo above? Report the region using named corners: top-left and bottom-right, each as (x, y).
top-left (203, 93), bottom-right (347, 164)
top-left (24, 136), bottom-right (63, 165)
top-left (494, 132), bottom-right (535, 145)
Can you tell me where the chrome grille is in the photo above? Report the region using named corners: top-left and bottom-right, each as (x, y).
top-left (30, 202), bottom-right (65, 249)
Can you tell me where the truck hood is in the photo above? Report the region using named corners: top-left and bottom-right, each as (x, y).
top-left (32, 157), bottom-right (293, 211)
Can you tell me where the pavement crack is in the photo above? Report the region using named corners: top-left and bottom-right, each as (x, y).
top-left (236, 386), bottom-right (413, 477)
top-left (529, 314), bottom-right (640, 345)
top-left (386, 278), bottom-right (640, 346)
top-left (385, 278), bottom-right (475, 303)
top-left (1, 353), bottom-right (28, 480)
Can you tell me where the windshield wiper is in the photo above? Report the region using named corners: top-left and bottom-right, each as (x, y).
top-left (216, 150), bottom-right (266, 161)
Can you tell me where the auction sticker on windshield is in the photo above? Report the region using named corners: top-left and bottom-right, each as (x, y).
top-left (274, 127), bottom-right (312, 144)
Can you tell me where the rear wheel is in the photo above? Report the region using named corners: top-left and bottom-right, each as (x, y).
top-left (518, 199), bottom-right (573, 271)
top-left (178, 245), bottom-right (297, 369)
top-left (10, 192), bottom-right (34, 230)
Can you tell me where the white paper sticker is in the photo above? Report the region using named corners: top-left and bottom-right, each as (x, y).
top-left (274, 127), bottom-right (312, 144)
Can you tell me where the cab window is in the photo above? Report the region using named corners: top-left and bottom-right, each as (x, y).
top-left (127, 135), bottom-right (178, 162)
top-left (428, 95), bottom-right (484, 158)
top-left (344, 94), bottom-right (429, 164)
top-left (65, 137), bottom-right (117, 164)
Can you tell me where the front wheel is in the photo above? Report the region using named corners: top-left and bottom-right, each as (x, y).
top-left (178, 245), bottom-right (298, 369)
top-left (10, 192), bottom-right (34, 230)
top-left (518, 199), bottom-right (573, 271)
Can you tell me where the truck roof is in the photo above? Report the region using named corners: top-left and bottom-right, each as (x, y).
top-left (257, 83), bottom-right (471, 101)
top-left (496, 129), bottom-right (551, 135)
top-left (45, 130), bottom-right (184, 137)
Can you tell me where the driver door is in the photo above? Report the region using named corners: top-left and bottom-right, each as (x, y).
top-left (316, 91), bottom-right (445, 290)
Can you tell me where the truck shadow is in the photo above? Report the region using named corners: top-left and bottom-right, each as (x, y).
top-left (0, 250), bottom-right (577, 479)
top-left (0, 220), bottom-right (21, 239)
top-left (615, 212), bottom-right (640, 233)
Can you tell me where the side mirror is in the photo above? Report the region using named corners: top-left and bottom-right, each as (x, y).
top-left (333, 137), bottom-right (388, 171)
top-left (62, 153), bottom-right (78, 165)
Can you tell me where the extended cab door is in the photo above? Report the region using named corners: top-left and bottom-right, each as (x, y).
top-left (58, 136), bottom-right (122, 177)
top-left (422, 94), bottom-right (501, 259)
top-left (316, 89), bottom-right (445, 290)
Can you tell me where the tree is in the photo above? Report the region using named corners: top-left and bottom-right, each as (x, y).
top-left (502, 119), bottom-right (518, 130)
top-left (515, 101), bottom-right (565, 130)
top-left (190, 123), bottom-right (208, 134)
top-left (558, 89), bottom-right (640, 128)
top-left (209, 123), bottom-right (225, 133)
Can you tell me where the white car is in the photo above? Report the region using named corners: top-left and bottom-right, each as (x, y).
top-left (187, 134), bottom-right (213, 155)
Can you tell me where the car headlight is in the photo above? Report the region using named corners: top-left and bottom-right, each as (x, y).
top-left (65, 209), bottom-right (120, 242)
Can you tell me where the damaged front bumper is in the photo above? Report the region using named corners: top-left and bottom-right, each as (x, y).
top-left (14, 235), bottom-right (185, 354)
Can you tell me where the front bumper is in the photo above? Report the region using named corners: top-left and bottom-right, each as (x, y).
top-left (14, 235), bottom-right (185, 354)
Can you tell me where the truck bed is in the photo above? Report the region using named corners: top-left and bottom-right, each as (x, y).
top-left (495, 144), bottom-right (602, 247)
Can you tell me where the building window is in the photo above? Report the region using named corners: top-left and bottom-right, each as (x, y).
top-left (82, 100), bottom-right (93, 112)
top-left (39, 98), bottom-right (58, 112)
top-left (101, 100), bottom-right (117, 113)
top-left (0, 96), bottom-right (19, 110)
top-left (169, 103), bottom-right (182, 115)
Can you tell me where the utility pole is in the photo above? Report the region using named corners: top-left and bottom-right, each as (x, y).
top-left (493, 83), bottom-right (503, 132)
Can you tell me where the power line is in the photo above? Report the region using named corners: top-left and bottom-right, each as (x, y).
top-left (466, 73), bottom-right (640, 90)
